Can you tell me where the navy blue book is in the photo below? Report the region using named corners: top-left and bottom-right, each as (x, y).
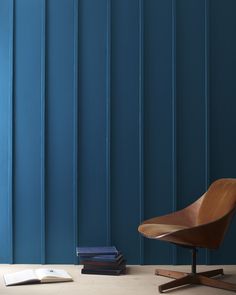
top-left (80, 253), bottom-right (123, 264)
top-left (76, 246), bottom-right (118, 257)
top-left (81, 268), bottom-right (126, 276)
top-left (83, 260), bottom-right (126, 270)
top-left (80, 254), bottom-right (120, 262)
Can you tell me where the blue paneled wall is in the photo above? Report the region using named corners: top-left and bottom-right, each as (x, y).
top-left (1, 0), bottom-right (236, 264)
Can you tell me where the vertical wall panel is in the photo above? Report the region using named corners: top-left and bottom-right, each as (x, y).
top-left (111, 0), bottom-right (140, 264)
top-left (143, 0), bottom-right (173, 264)
top-left (14, 0), bottom-right (42, 263)
top-left (176, 0), bottom-right (206, 264)
top-left (209, 0), bottom-right (236, 264)
top-left (46, 0), bottom-right (75, 263)
top-left (78, 0), bottom-right (108, 246)
top-left (0, 0), bottom-right (14, 263)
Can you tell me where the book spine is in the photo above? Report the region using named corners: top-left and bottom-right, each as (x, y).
top-left (76, 247), bottom-right (118, 256)
top-left (80, 255), bottom-right (123, 264)
top-left (83, 262), bottom-right (126, 270)
top-left (81, 268), bottom-right (126, 276)
top-left (78, 252), bottom-right (118, 257)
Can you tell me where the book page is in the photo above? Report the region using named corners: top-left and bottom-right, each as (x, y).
top-left (4, 270), bottom-right (39, 286)
top-left (35, 269), bottom-right (73, 283)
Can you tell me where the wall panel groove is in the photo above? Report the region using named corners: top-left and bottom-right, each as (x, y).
top-left (40, 0), bottom-right (46, 264)
top-left (204, 0), bottom-right (210, 265)
top-left (9, 0), bottom-right (15, 264)
top-left (138, 0), bottom-right (144, 265)
top-left (106, 0), bottom-right (111, 246)
top-left (171, 0), bottom-right (177, 266)
top-left (73, 0), bottom-right (79, 264)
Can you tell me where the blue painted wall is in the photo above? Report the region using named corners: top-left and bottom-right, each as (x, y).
top-left (0, 0), bottom-right (236, 264)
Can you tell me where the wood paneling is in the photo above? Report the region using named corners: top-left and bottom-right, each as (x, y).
top-left (0, 0), bottom-right (236, 264)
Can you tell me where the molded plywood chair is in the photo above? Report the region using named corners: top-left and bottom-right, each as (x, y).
top-left (138, 178), bottom-right (236, 293)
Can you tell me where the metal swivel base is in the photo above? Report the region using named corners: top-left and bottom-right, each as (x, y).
top-left (155, 248), bottom-right (236, 293)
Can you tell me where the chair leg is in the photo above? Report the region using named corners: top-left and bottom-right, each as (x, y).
top-left (158, 274), bottom-right (193, 293)
top-left (198, 275), bottom-right (236, 292)
top-left (155, 268), bottom-right (188, 279)
top-left (197, 268), bottom-right (224, 278)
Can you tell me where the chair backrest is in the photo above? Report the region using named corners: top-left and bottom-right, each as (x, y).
top-left (197, 178), bottom-right (236, 225)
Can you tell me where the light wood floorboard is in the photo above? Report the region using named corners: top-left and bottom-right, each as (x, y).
top-left (0, 265), bottom-right (235, 294)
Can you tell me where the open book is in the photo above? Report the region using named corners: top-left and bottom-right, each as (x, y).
top-left (4, 269), bottom-right (73, 286)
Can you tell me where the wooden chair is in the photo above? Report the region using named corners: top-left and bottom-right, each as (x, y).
top-left (138, 178), bottom-right (236, 293)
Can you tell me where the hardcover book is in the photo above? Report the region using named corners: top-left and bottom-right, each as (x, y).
top-left (83, 260), bottom-right (126, 270)
top-left (80, 253), bottom-right (123, 264)
top-left (81, 267), bottom-right (126, 276)
top-left (76, 246), bottom-right (118, 257)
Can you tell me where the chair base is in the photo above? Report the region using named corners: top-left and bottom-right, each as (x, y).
top-left (155, 268), bottom-right (236, 293)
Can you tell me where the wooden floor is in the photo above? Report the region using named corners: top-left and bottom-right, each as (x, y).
top-left (0, 265), bottom-right (235, 295)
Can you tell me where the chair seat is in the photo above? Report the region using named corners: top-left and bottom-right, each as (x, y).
top-left (138, 223), bottom-right (188, 238)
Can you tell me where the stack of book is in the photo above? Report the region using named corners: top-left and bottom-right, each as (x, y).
top-left (76, 246), bottom-right (126, 275)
